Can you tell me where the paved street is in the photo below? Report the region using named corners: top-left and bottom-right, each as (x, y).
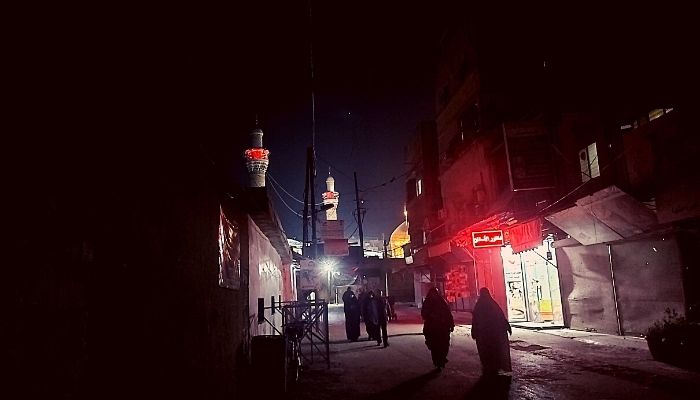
top-left (290, 304), bottom-right (700, 399)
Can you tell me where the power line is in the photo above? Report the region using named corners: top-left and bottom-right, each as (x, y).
top-left (268, 178), bottom-right (304, 218)
top-left (538, 145), bottom-right (630, 215)
top-left (268, 173), bottom-right (304, 204)
top-left (316, 155), bottom-right (354, 181)
top-left (360, 170), bottom-right (411, 192)
top-left (268, 173), bottom-right (322, 206)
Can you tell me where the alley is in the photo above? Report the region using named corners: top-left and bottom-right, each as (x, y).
top-left (291, 304), bottom-right (700, 400)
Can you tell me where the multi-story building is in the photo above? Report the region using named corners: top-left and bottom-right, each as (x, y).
top-left (406, 12), bottom-right (697, 335)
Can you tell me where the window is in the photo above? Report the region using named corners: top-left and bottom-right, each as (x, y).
top-left (416, 178), bottom-right (423, 197)
top-left (648, 109), bottom-right (664, 121)
top-left (406, 178), bottom-right (417, 202)
top-left (579, 142), bottom-right (600, 182)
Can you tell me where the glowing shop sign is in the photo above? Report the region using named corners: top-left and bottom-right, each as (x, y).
top-left (471, 230), bottom-right (504, 248)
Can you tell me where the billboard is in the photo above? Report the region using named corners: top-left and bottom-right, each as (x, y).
top-left (298, 259), bottom-right (321, 290)
top-left (323, 238), bottom-right (349, 256)
top-left (320, 220), bottom-right (344, 240)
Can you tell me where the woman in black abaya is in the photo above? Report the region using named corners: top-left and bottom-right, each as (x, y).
top-left (421, 287), bottom-right (455, 370)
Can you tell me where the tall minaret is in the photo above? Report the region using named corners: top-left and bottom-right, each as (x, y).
top-left (322, 173), bottom-right (339, 220)
top-left (244, 126), bottom-right (270, 187)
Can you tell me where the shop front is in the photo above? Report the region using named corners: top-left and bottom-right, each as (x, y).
top-left (500, 236), bottom-right (563, 326)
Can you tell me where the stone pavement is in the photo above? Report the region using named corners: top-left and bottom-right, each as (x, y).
top-left (289, 303), bottom-right (700, 399)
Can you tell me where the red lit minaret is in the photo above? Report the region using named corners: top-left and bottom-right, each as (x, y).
top-left (322, 173), bottom-right (339, 220)
top-left (244, 126), bottom-right (270, 188)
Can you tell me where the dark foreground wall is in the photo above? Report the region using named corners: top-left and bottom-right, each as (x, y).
top-left (8, 144), bottom-right (252, 399)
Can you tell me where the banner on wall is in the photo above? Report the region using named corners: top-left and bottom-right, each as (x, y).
top-left (509, 218), bottom-right (543, 253)
top-left (218, 206), bottom-right (241, 289)
top-left (298, 260), bottom-right (322, 290)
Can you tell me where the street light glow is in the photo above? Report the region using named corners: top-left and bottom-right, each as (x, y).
top-left (321, 258), bottom-right (336, 273)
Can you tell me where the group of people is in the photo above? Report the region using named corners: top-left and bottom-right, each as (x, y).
top-left (341, 287), bottom-right (390, 347)
top-left (343, 285), bottom-right (512, 376)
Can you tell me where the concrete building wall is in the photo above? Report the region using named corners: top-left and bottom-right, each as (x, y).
top-left (474, 247), bottom-right (508, 314)
top-left (556, 244), bottom-right (619, 334)
top-left (611, 236), bottom-right (685, 335)
top-left (247, 216), bottom-right (285, 337)
top-left (556, 236), bottom-right (686, 335)
top-left (388, 269), bottom-right (416, 302)
top-left (440, 143), bottom-right (492, 234)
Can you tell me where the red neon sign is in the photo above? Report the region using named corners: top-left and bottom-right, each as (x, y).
top-left (471, 230), bottom-right (504, 248)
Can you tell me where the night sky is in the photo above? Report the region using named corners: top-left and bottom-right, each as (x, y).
top-left (13, 2), bottom-right (693, 243)
top-left (227, 1), bottom-right (445, 241)
top-left (223, 1), bottom-right (693, 242)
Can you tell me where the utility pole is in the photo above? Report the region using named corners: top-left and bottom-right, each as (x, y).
top-left (310, 148), bottom-right (317, 258)
top-left (354, 172), bottom-right (364, 260)
top-left (302, 147), bottom-right (311, 257)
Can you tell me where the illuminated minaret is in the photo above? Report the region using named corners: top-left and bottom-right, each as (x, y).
top-left (244, 126), bottom-right (270, 187)
top-left (322, 173), bottom-right (339, 220)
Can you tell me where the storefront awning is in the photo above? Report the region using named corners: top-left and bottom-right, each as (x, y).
top-left (508, 218), bottom-right (543, 253)
top-left (427, 239), bottom-right (451, 258)
top-left (545, 185), bottom-right (658, 245)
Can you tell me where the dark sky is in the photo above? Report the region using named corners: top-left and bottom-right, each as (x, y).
top-left (213, 1), bottom-right (695, 242)
top-left (229, 1), bottom-right (444, 241)
top-left (13, 2), bottom-right (693, 243)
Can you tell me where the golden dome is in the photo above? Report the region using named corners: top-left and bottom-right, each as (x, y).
top-left (388, 221), bottom-right (410, 258)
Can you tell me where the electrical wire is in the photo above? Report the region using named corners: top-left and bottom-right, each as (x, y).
top-left (268, 173), bottom-right (323, 206)
top-left (360, 170), bottom-right (411, 192)
top-left (268, 177), bottom-right (304, 218)
top-left (316, 155), bottom-right (354, 181)
top-left (539, 146), bottom-right (630, 215)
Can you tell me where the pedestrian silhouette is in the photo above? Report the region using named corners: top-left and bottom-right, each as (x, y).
top-left (342, 287), bottom-right (361, 341)
top-left (362, 291), bottom-right (389, 347)
top-left (374, 292), bottom-right (389, 347)
top-left (472, 287), bottom-right (512, 376)
top-left (421, 287), bottom-right (454, 370)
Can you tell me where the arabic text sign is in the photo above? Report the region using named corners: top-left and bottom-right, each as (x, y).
top-left (472, 230), bottom-right (504, 248)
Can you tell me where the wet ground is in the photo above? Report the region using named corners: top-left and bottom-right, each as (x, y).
top-left (289, 303), bottom-right (700, 399)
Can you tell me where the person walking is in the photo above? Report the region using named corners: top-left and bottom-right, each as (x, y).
top-left (342, 287), bottom-right (361, 341)
top-left (387, 294), bottom-right (397, 321)
top-left (358, 288), bottom-right (370, 339)
top-left (421, 287), bottom-right (454, 370)
top-left (373, 292), bottom-right (389, 347)
top-left (362, 290), bottom-right (388, 346)
top-left (472, 287), bottom-right (512, 376)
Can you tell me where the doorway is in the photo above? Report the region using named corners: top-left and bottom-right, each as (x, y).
top-left (501, 237), bottom-right (563, 324)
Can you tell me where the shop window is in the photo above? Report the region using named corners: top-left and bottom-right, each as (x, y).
top-left (579, 142), bottom-right (600, 182)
